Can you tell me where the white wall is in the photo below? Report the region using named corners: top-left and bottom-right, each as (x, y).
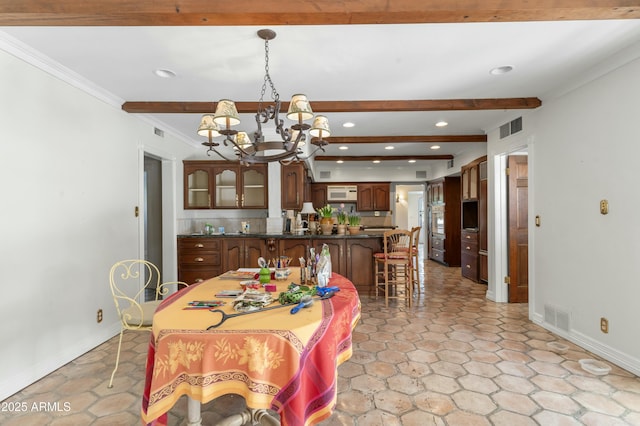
top-left (0, 48), bottom-right (192, 400)
top-left (487, 51), bottom-right (640, 374)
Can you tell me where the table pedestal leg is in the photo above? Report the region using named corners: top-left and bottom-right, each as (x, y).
top-left (187, 397), bottom-right (202, 426)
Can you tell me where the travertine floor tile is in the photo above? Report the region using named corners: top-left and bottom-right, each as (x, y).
top-left (2, 254), bottom-right (640, 425)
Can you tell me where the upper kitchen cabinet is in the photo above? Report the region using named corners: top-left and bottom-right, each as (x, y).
top-left (357, 183), bottom-right (390, 211)
top-left (183, 161), bottom-right (267, 209)
top-left (461, 160), bottom-right (481, 201)
top-left (281, 162), bottom-right (308, 210)
top-left (310, 183), bottom-right (328, 209)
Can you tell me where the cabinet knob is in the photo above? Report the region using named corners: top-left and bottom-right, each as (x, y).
top-left (195, 257), bottom-right (204, 262)
top-left (466, 264), bottom-right (471, 268)
top-left (195, 243), bottom-right (204, 248)
top-left (466, 235), bottom-right (471, 239)
top-left (466, 246), bottom-right (471, 250)
top-left (195, 278), bottom-right (204, 283)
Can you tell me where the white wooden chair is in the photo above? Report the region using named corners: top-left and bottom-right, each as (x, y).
top-left (108, 259), bottom-right (187, 388)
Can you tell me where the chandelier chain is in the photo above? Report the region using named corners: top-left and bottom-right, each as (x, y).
top-left (258, 38), bottom-right (279, 113)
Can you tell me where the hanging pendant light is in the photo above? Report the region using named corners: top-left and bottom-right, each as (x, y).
top-left (198, 29), bottom-right (330, 164)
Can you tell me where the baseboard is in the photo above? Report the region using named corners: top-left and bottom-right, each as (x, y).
top-left (531, 313), bottom-right (640, 376)
top-left (0, 322), bottom-right (120, 402)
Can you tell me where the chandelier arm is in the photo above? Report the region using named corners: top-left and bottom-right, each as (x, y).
top-left (207, 146), bottom-right (239, 161)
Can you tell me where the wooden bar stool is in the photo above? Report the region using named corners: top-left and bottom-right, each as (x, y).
top-left (374, 229), bottom-right (413, 307)
top-left (410, 226), bottom-right (422, 295)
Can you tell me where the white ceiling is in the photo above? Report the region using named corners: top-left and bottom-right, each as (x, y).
top-left (2, 21), bottom-right (640, 166)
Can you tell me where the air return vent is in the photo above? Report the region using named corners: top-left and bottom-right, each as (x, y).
top-left (544, 304), bottom-right (570, 332)
top-left (499, 116), bottom-right (523, 139)
top-left (319, 171), bottom-right (331, 179)
top-left (415, 171), bottom-right (427, 179)
top-left (154, 127), bottom-right (164, 137)
top-left (447, 159), bottom-right (454, 169)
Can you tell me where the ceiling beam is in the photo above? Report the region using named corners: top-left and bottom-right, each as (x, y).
top-left (315, 155), bottom-right (454, 162)
top-left (122, 98), bottom-right (541, 114)
top-left (1, 1), bottom-right (638, 26)
top-left (327, 135), bottom-right (487, 144)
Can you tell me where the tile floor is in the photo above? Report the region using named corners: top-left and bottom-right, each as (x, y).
top-left (2, 257), bottom-right (640, 425)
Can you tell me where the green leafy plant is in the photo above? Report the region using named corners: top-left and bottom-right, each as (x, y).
top-left (348, 212), bottom-right (361, 226)
top-left (336, 205), bottom-right (348, 224)
top-left (316, 204), bottom-right (335, 219)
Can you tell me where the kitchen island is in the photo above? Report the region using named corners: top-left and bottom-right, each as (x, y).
top-left (177, 233), bottom-right (383, 294)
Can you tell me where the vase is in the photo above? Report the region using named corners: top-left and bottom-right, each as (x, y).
top-left (337, 224), bottom-right (347, 235)
top-left (348, 226), bottom-right (360, 235)
top-left (320, 218), bottom-right (333, 235)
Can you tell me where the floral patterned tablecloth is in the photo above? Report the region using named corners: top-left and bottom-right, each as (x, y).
top-left (141, 271), bottom-right (361, 426)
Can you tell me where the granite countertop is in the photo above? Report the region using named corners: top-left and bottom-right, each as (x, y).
top-left (178, 232), bottom-right (383, 239)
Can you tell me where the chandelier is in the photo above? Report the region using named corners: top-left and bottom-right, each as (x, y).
top-left (197, 29), bottom-right (331, 164)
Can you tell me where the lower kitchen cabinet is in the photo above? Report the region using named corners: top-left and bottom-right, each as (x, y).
top-left (461, 230), bottom-right (479, 281)
top-left (346, 237), bottom-right (382, 294)
top-left (313, 238), bottom-right (347, 278)
top-left (177, 237), bottom-right (222, 284)
top-left (222, 238), bottom-right (266, 271)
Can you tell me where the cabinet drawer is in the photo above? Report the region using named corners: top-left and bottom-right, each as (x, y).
top-left (461, 252), bottom-right (478, 280)
top-left (462, 240), bottom-right (478, 254)
top-left (461, 231), bottom-right (478, 243)
top-left (178, 238), bottom-right (221, 251)
top-left (431, 237), bottom-right (444, 250)
top-left (179, 266), bottom-right (221, 284)
top-left (179, 252), bottom-right (221, 266)
top-left (430, 248), bottom-right (445, 262)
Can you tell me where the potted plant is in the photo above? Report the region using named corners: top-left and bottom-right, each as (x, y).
top-left (316, 204), bottom-right (335, 235)
top-left (336, 204), bottom-right (348, 235)
top-left (348, 213), bottom-right (361, 235)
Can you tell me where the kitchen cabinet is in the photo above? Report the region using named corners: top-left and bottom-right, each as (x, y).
top-left (461, 230), bottom-right (479, 281)
top-left (310, 183), bottom-right (328, 209)
top-left (279, 238), bottom-right (308, 267)
top-left (313, 238), bottom-right (346, 277)
top-left (345, 237), bottom-right (382, 294)
top-left (459, 156), bottom-right (488, 282)
top-left (222, 238), bottom-right (267, 271)
top-left (427, 176), bottom-right (460, 266)
top-left (281, 162), bottom-right (307, 210)
top-left (461, 163), bottom-right (479, 201)
top-left (357, 183), bottom-right (390, 211)
top-left (183, 160), bottom-right (267, 209)
top-left (177, 237), bottom-right (222, 284)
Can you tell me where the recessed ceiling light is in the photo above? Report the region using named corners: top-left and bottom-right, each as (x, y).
top-left (385, 146), bottom-right (394, 150)
top-left (490, 65), bottom-right (513, 75)
top-left (408, 159), bottom-right (416, 163)
top-left (342, 122), bottom-right (355, 128)
top-left (338, 146), bottom-right (349, 150)
top-left (336, 160), bottom-right (344, 164)
top-left (154, 69), bottom-right (177, 78)
top-left (373, 160), bottom-right (381, 164)
top-left (435, 121), bottom-right (448, 127)
top-left (430, 145), bottom-right (441, 150)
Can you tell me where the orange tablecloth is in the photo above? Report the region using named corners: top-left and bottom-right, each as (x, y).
top-left (141, 271), bottom-right (361, 425)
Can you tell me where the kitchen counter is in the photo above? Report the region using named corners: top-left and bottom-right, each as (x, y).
top-left (179, 232), bottom-right (384, 239)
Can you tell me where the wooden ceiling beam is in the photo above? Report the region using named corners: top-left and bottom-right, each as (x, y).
top-left (327, 135), bottom-right (487, 143)
top-left (315, 155), bottom-right (454, 162)
top-left (1, 1), bottom-right (638, 26)
top-left (122, 98), bottom-right (541, 114)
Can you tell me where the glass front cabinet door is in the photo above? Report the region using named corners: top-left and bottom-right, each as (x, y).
top-left (184, 164), bottom-right (211, 209)
top-left (183, 161), bottom-right (268, 210)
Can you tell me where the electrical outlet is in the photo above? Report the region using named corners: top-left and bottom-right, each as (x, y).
top-left (600, 317), bottom-right (608, 333)
top-left (97, 309), bottom-right (103, 323)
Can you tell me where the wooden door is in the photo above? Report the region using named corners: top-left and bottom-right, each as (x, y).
top-left (373, 184), bottom-right (390, 211)
top-left (508, 155), bottom-right (529, 303)
top-left (281, 163), bottom-right (304, 210)
top-left (314, 239), bottom-right (346, 277)
top-left (357, 184), bottom-right (374, 211)
top-left (280, 239), bottom-right (308, 267)
top-left (346, 238), bottom-right (382, 294)
top-left (222, 238), bottom-right (243, 272)
top-left (310, 184), bottom-right (327, 209)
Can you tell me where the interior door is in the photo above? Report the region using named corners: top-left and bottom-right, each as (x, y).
top-left (507, 155), bottom-right (529, 303)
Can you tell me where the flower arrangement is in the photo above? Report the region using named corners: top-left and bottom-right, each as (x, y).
top-left (316, 204), bottom-right (335, 219)
top-left (348, 212), bottom-right (361, 226)
top-left (336, 204), bottom-right (348, 225)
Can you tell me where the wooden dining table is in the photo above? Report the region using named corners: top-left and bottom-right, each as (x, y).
top-left (141, 269), bottom-right (361, 426)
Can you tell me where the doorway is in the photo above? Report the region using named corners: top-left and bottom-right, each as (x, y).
top-left (507, 155), bottom-right (528, 303)
top-left (144, 155), bottom-right (163, 275)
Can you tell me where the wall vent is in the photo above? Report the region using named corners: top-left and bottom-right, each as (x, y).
top-left (415, 171), bottom-right (427, 179)
top-left (544, 304), bottom-right (570, 332)
top-left (154, 127), bottom-right (164, 137)
top-left (319, 171), bottom-right (331, 179)
top-left (447, 159), bottom-right (454, 169)
top-left (499, 116), bottom-right (523, 139)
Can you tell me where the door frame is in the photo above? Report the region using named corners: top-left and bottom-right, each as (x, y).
top-left (489, 138), bottom-right (536, 317)
top-left (138, 146), bottom-right (179, 283)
